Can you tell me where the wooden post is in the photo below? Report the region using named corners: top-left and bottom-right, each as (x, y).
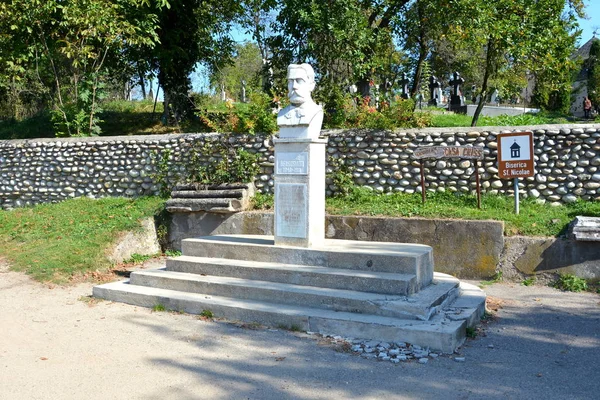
top-left (475, 159), bottom-right (481, 209)
top-left (420, 161), bottom-right (426, 204)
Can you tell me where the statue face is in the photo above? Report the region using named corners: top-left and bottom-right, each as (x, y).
top-left (287, 67), bottom-right (314, 105)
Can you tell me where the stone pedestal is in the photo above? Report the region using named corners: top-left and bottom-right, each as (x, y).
top-left (273, 136), bottom-right (326, 248)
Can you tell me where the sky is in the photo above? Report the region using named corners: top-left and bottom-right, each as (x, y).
top-left (577, 0), bottom-right (599, 45)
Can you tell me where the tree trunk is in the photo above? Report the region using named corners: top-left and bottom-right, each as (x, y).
top-left (162, 90), bottom-right (170, 124)
top-left (410, 1), bottom-right (428, 98)
top-left (357, 78), bottom-right (371, 99)
top-left (411, 49), bottom-right (426, 99)
top-left (138, 68), bottom-right (147, 100)
top-left (471, 39), bottom-right (495, 127)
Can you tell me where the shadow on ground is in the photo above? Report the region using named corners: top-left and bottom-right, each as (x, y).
top-left (119, 284), bottom-right (600, 400)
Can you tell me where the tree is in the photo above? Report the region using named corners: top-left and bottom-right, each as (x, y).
top-left (209, 42), bottom-right (264, 102)
top-left (0, 0), bottom-right (165, 136)
top-left (398, 0), bottom-right (446, 98)
top-left (447, 0), bottom-right (585, 126)
top-left (586, 38), bottom-right (600, 112)
top-left (269, 0), bottom-right (412, 100)
top-left (238, 0), bottom-right (278, 91)
top-left (140, 0), bottom-right (240, 124)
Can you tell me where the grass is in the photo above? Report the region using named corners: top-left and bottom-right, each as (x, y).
top-left (152, 303), bottom-right (166, 312)
top-left (1, 189), bottom-right (598, 285)
top-left (0, 196), bottom-right (165, 283)
top-left (430, 110), bottom-right (572, 128)
top-left (480, 271), bottom-right (503, 287)
top-left (0, 112), bottom-right (55, 140)
top-left (521, 277), bottom-right (536, 286)
top-left (324, 189), bottom-right (600, 237)
top-left (124, 253), bottom-right (155, 264)
top-left (0, 100), bottom-right (582, 140)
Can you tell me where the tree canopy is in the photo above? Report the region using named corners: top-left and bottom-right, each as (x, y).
top-left (0, 0), bottom-right (591, 136)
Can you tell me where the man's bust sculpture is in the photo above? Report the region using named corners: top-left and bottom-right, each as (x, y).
top-left (277, 63), bottom-right (323, 139)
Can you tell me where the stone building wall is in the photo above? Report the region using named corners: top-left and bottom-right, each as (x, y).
top-left (1, 124), bottom-right (599, 210)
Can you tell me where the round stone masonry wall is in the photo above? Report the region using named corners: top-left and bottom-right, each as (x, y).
top-left (1, 124), bottom-right (599, 210)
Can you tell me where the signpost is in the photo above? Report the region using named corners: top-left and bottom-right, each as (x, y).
top-left (413, 145), bottom-right (484, 208)
top-left (496, 132), bottom-right (535, 214)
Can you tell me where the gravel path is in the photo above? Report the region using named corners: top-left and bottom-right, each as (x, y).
top-left (1, 260), bottom-right (599, 400)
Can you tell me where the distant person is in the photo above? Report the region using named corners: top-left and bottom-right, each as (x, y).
top-left (584, 96), bottom-right (592, 119)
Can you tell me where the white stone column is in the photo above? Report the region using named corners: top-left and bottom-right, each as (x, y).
top-left (273, 137), bottom-right (326, 248)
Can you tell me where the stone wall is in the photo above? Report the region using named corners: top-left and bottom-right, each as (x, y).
top-left (168, 211), bottom-right (505, 279)
top-left (1, 124), bottom-right (600, 210)
top-left (167, 211), bottom-right (599, 281)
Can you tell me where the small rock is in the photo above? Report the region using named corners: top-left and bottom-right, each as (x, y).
top-left (454, 357), bottom-right (466, 362)
top-left (390, 358), bottom-right (400, 364)
top-left (351, 345), bottom-right (363, 352)
top-left (487, 344), bottom-right (494, 349)
top-left (430, 353), bottom-right (439, 358)
top-left (418, 358), bottom-right (429, 364)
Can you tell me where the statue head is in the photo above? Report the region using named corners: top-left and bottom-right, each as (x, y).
top-left (287, 63), bottom-right (315, 105)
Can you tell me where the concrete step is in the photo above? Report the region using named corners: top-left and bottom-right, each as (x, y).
top-left (170, 189), bottom-right (246, 199)
top-left (92, 280), bottom-right (468, 353)
top-left (165, 198), bottom-right (244, 213)
top-left (181, 235), bottom-right (434, 289)
top-left (129, 269), bottom-right (458, 320)
top-left (166, 255), bottom-right (418, 295)
top-left (443, 280), bottom-right (487, 327)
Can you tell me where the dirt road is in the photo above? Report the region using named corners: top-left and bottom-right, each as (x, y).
top-left (1, 260), bottom-right (599, 400)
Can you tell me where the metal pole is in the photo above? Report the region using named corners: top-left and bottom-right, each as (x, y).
top-left (514, 178), bottom-right (520, 215)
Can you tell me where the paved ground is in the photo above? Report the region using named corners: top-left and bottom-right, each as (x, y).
top-left (1, 260), bottom-right (599, 400)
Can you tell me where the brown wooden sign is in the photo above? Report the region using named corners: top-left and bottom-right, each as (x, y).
top-left (413, 146), bottom-right (484, 160)
top-left (497, 132), bottom-right (535, 179)
top-left (413, 145), bottom-right (483, 209)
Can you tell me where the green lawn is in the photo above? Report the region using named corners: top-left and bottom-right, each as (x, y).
top-left (1, 192), bottom-right (598, 284)
top-left (0, 196), bottom-right (165, 283)
top-left (256, 189), bottom-right (600, 237)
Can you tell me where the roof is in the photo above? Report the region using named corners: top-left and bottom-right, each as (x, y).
top-left (576, 37), bottom-right (597, 60)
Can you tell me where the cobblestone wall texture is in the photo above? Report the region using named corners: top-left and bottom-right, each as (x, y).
top-left (1, 124), bottom-right (599, 210)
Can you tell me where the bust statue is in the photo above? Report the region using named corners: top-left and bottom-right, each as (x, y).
top-left (277, 63), bottom-right (323, 139)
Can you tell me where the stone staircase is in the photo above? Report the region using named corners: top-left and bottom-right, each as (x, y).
top-left (165, 183), bottom-right (255, 213)
top-left (94, 235), bottom-right (486, 353)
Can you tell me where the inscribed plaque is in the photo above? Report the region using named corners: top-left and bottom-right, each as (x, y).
top-left (275, 183), bottom-right (307, 238)
top-left (276, 151), bottom-right (309, 175)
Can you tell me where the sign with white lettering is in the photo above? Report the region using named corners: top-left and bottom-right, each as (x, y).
top-left (497, 132), bottom-right (535, 179)
top-left (275, 183), bottom-right (307, 238)
top-left (276, 151), bottom-right (309, 175)
top-left (413, 146), bottom-right (484, 160)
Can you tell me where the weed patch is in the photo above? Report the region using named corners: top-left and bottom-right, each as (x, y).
top-left (164, 249), bottom-right (182, 258)
top-left (553, 274), bottom-right (588, 292)
top-left (521, 277), bottom-right (536, 286)
top-left (125, 253), bottom-right (154, 265)
top-left (152, 303), bottom-right (166, 312)
top-left (480, 271), bottom-right (503, 287)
